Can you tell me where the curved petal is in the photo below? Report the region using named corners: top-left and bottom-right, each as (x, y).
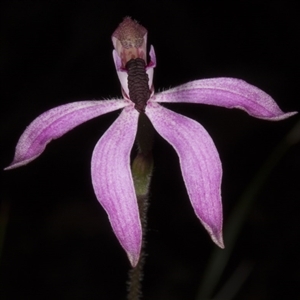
top-left (5, 99), bottom-right (129, 170)
top-left (91, 106), bottom-right (141, 266)
top-left (152, 77), bottom-right (297, 120)
top-left (146, 102), bottom-right (224, 248)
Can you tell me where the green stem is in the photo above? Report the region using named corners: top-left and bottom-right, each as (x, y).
top-left (127, 194), bottom-right (149, 300)
top-left (127, 113), bottom-right (155, 300)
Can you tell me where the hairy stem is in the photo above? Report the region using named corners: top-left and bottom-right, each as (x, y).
top-left (127, 194), bottom-right (149, 300)
top-left (127, 112), bottom-right (154, 300)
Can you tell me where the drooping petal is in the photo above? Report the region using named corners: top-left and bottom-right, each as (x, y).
top-left (91, 106), bottom-right (141, 267)
top-left (5, 99), bottom-right (129, 170)
top-left (146, 102), bottom-right (224, 248)
top-left (152, 77), bottom-right (297, 120)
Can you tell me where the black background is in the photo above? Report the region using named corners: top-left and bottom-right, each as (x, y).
top-left (1, 1), bottom-right (299, 299)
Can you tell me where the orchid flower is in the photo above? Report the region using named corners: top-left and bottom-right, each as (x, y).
top-left (5, 17), bottom-right (297, 267)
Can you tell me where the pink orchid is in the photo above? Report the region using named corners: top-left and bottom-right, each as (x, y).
top-left (5, 17), bottom-right (297, 267)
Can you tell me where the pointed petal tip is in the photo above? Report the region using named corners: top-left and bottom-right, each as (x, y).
top-left (4, 157), bottom-right (35, 171)
top-left (4, 164), bottom-right (15, 171)
top-left (261, 111), bottom-right (298, 121)
top-left (211, 231), bottom-right (225, 249)
top-left (127, 252), bottom-right (140, 268)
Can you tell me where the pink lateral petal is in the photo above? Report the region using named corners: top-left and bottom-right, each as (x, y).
top-left (91, 106), bottom-right (141, 267)
top-left (152, 77), bottom-right (297, 120)
top-left (5, 99), bottom-right (129, 170)
top-left (146, 102), bottom-right (224, 248)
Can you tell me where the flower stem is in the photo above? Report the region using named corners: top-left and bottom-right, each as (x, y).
top-left (127, 113), bottom-right (154, 300)
top-left (127, 193), bottom-right (149, 300)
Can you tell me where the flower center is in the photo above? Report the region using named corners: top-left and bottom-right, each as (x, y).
top-left (126, 58), bottom-right (151, 113)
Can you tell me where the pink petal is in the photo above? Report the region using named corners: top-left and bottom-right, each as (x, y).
top-left (145, 45), bottom-right (156, 91)
top-left (5, 100), bottom-right (129, 170)
top-left (91, 106), bottom-right (141, 267)
top-left (152, 77), bottom-right (297, 120)
top-left (146, 102), bottom-right (224, 248)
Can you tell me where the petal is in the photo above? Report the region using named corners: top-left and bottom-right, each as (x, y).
top-left (112, 49), bottom-right (130, 98)
top-left (152, 77), bottom-right (297, 120)
top-left (5, 99), bottom-right (129, 170)
top-left (91, 106), bottom-right (141, 266)
top-left (146, 45), bottom-right (156, 90)
top-left (148, 45), bottom-right (157, 69)
top-left (146, 102), bottom-right (224, 248)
